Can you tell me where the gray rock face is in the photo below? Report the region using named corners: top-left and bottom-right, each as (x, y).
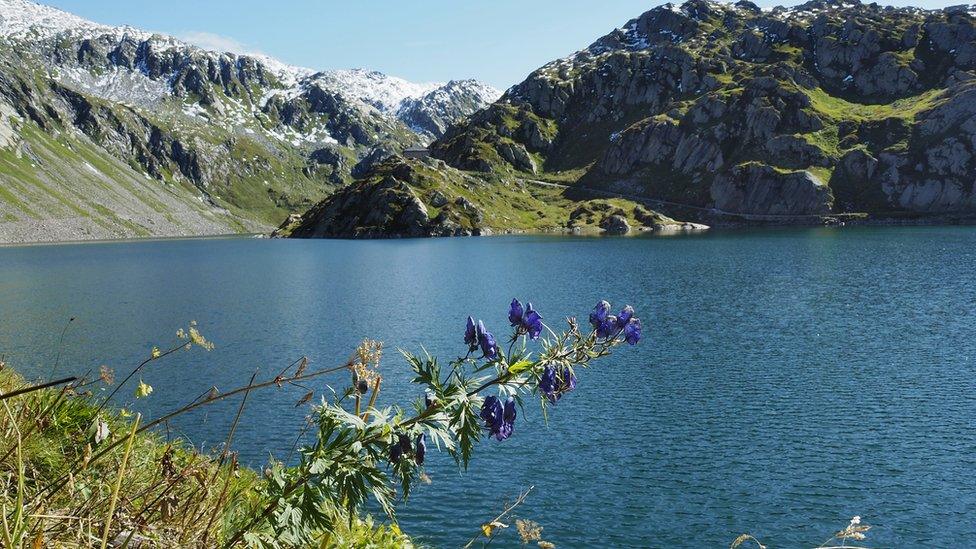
top-left (765, 136), bottom-right (833, 169)
top-left (711, 164), bottom-right (834, 215)
top-left (496, 142), bottom-right (536, 173)
top-left (830, 148), bottom-right (881, 210)
top-left (598, 75), bottom-right (824, 206)
top-left (827, 77), bottom-right (976, 213)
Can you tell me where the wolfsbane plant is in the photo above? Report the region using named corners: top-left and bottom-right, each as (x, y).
top-left (240, 299), bottom-right (643, 547)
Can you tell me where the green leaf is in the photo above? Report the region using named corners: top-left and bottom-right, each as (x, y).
top-left (508, 359), bottom-right (534, 374)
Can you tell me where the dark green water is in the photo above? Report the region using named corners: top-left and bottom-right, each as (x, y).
top-left (1, 227), bottom-right (975, 547)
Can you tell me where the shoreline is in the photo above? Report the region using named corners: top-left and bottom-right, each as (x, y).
top-left (0, 232), bottom-right (263, 249)
top-left (2, 213), bottom-right (976, 246)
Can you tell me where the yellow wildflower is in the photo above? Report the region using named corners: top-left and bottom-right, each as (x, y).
top-left (135, 380), bottom-right (153, 398)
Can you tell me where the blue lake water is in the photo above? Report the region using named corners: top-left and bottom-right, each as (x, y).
top-left (1, 228), bottom-right (975, 547)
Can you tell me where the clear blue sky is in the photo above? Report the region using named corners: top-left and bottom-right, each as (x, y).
top-left (43, 0), bottom-right (962, 89)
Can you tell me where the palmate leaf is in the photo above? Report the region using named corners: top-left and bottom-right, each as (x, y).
top-left (441, 375), bottom-right (486, 468)
top-left (403, 349), bottom-right (443, 391)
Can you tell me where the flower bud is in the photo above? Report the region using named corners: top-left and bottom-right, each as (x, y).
top-left (414, 433), bottom-right (426, 465)
top-left (624, 318), bottom-right (642, 345)
top-left (589, 300), bottom-right (611, 329)
top-left (508, 299), bottom-right (524, 327)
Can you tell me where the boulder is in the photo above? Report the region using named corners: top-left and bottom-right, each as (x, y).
top-left (496, 142), bottom-right (537, 173)
top-left (600, 214), bottom-right (631, 234)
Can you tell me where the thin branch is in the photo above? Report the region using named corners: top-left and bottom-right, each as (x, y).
top-left (0, 377), bottom-right (77, 401)
top-left (463, 486), bottom-right (534, 549)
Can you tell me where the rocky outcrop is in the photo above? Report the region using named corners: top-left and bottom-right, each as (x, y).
top-left (711, 164), bottom-right (833, 215)
top-left (600, 214), bottom-right (631, 234)
top-left (828, 76), bottom-right (976, 213)
top-left (289, 176), bottom-right (432, 238)
top-left (286, 156), bottom-right (697, 239)
top-left (288, 158), bottom-right (492, 238)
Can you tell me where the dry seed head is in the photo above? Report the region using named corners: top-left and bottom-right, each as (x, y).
top-left (516, 519), bottom-right (543, 543)
top-left (99, 365), bottom-right (115, 385)
top-left (189, 326), bottom-right (215, 351)
top-left (349, 339), bottom-right (383, 386)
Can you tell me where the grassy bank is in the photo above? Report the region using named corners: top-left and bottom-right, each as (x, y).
top-left (0, 359), bottom-right (411, 547)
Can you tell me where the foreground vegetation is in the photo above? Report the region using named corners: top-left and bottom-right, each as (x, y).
top-left (1, 309), bottom-right (876, 548)
top-left (0, 301), bottom-right (644, 547)
top-left (0, 324), bottom-right (413, 547)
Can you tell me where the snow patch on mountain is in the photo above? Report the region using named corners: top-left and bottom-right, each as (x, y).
top-left (0, 0), bottom-right (114, 39)
top-left (309, 69), bottom-right (441, 113)
top-left (55, 66), bottom-right (171, 108)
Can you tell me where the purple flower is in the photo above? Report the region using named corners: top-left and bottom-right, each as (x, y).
top-left (508, 299), bottom-right (524, 327)
top-left (414, 433), bottom-right (426, 465)
top-left (596, 315), bottom-right (618, 338)
top-left (624, 318), bottom-right (642, 345)
top-left (540, 365), bottom-right (578, 404)
top-left (521, 303), bottom-right (544, 340)
top-left (589, 300), bottom-right (611, 329)
top-left (398, 433), bottom-right (412, 453)
top-left (464, 316), bottom-right (478, 351)
top-left (560, 367), bottom-right (577, 393)
top-left (477, 320), bottom-right (499, 360)
top-left (481, 395), bottom-right (503, 429)
top-left (481, 395), bottom-right (517, 441)
top-left (494, 397), bottom-right (517, 441)
top-left (389, 441), bottom-right (403, 464)
top-left (390, 433), bottom-right (411, 464)
top-left (539, 365), bottom-right (560, 404)
top-left (617, 306), bottom-right (635, 328)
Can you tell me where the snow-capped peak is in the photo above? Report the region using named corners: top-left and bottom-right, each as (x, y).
top-left (309, 69), bottom-right (443, 113)
top-left (0, 1), bottom-right (453, 111)
top-left (0, 0), bottom-right (499, 139)
top-left (0, 0), bottom-right (149, 41)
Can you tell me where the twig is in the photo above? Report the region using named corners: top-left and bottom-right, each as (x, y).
top-left (217, 371), bottom-right (257, 470)
top-left (0, 377), bottom-right (77, 401)
top-left (48, 317), bottom-right (75, 380)
top-left (463, 486), bottom-right (534, 549)
top-left (362, 377), bottom-right (381, 421)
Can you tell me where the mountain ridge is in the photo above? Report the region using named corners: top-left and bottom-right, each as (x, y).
top-left (429, 0), bottom-right (976, 220)
top-left (0, 0), bottom-right (498, 242)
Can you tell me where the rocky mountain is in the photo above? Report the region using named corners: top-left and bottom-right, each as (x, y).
top-left (0, 0), bottom-right (497, 242)
top-left (397, 80), bottom-right (502, 141)
top-left (431, 0), bottom-right (976, 219)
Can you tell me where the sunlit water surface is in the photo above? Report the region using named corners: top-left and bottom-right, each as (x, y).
top-left (1, 228), bottom-right (975, 547)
